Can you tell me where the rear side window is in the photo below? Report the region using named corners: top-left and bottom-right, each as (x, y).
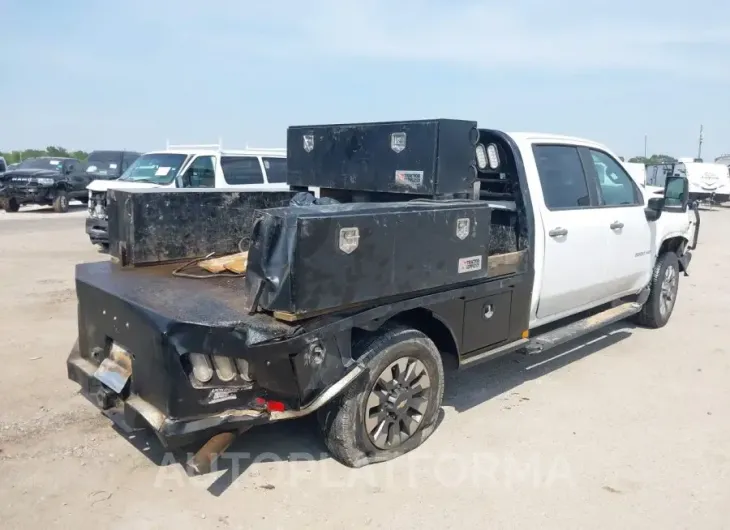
top-left (262, 157), bottom-right (287, 183)
top-left (533, 145), bottom-right (591, 209)
top-left (0, 160), bottom-right (6, 172)
top-left (221, 156), bottom-right (264, 185)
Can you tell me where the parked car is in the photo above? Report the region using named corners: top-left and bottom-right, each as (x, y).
top-left (85, 150), bottom-right (142, 180)
top-left (85, 144), bottom-right (292, 247)
top-left (67, 120), bottom-right (699, 472)
top-left (0, 156), bottom-right (89, 213)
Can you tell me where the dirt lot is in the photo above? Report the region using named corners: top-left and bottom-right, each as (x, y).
top-left (0, 205), bottom-right (728, 529)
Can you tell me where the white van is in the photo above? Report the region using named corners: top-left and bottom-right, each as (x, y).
top-left (85, 144), bottom-right (293, 246)
top-left (646, 159), bottom-right (730, 204)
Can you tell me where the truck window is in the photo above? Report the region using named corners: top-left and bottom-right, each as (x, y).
top-left (221, 156), bottom-right (264, 185)
top-left (589, 150), bottom-right (641, 206)
top-left (533, 145), bottom-right (591, 209)
top-left (182, 156), bottom-right (216, 188)
top-left (262, 157), bottom-right (287, 183)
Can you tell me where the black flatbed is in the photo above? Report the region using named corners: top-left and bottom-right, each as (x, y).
top-left (76, 261), bottom-right (295, 335)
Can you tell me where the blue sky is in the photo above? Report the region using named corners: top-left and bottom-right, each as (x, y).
top-left (2, 0), bottom-right (729, 160)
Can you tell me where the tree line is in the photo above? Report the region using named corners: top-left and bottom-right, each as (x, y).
top-left (0, 146), bottom-right (89, 164)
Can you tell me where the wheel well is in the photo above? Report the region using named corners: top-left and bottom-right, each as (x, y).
top-left (659, 236), bottom-right (687, 257)
top-left (383, 308), bottom-right (459, 360)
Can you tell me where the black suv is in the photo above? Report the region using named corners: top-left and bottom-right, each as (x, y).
top-left (0, 157), bottom-right (89, 213)
top-left (85, 150), bottom-right (141, 180)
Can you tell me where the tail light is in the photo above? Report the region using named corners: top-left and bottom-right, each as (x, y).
top-left (186, 353), bottom-right (253, 385)
top-left (189, 353), bottom-right (213, 383)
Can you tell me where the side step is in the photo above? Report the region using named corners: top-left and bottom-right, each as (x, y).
top-left (525, 302), bottom-right (642, 355)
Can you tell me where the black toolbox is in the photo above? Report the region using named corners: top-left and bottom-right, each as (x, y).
top-left (107, 188), bottom-right (297, 267)
top-left (245, 199), bottom-right (492, 317)
top-left (286, 119), bottom-right (479, 196)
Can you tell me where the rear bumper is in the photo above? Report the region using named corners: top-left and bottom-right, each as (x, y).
top-left (67, 341), bottom-right (363, 449)
top-left (85, 217), bottom-right (108, 244)
top-left (67, 346), bottom-right (271, 449)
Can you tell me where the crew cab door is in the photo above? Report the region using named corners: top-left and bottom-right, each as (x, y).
top-left (583, 148), bottom-right (652, 296)
top-left (533, 144), bottom-right (618, 319)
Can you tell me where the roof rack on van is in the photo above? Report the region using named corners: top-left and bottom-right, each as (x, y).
top-left (243, 146), bottom-right (287, 153)
top-left (165, 143), bottom-right (222, 151)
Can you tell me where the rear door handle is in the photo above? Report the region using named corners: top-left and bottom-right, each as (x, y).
top-left (610, 221), bottom-right (624, 230)
top-left (548, 227), bottom-right (568, 237)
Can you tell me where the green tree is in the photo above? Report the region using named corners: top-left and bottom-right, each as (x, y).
top-left (1, 147), bottom-right (89, 164)
top-left (628, 154), bottom-right (678, 164)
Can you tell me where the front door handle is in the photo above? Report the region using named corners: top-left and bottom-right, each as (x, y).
top-left (548, 227), bottom-right (568, 237)
top-left (610, 221), bottom-right (624, 230)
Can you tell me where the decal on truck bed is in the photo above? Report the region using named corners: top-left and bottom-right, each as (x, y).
top-left (458, 255), bottom-right (483, 273)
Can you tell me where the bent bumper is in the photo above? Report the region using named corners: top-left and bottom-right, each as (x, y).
top-left (67, 342), bottom-right (364, 449)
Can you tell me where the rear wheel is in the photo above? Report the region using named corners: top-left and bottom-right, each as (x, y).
top-left (634, 251), bottom-right (680, 328)
top-left (318, 325), bottom-right (444, 468)
top-left (3, 198), bottom-right (20, 213)
top-left (52, 191), bottom-right (69, 213)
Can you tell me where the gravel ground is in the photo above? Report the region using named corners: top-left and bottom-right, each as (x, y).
top-left (0, 205), bottom-right (728, 529)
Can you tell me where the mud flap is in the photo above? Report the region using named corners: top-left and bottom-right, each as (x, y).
top-left (678, 251), bottom-right (692, 276)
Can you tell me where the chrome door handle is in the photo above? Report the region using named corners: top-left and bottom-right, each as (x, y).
top-left (548, 227), bottom-right (568, 237)
top-left (610, 221), bottom-right (624, 230)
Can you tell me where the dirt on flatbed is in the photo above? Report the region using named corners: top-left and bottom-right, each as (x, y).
top-left (0, 206), bottom-right (728, 529)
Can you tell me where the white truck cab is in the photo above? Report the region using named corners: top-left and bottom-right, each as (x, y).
top-left (646, 159), bottom-right (730, 204)
top-left (85, 145), bottom-right (291, 246)
top-left (506, 132), bottom-right (698, 329)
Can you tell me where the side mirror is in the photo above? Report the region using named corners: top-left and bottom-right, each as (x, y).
top-left (645, 197), bottom-right (664, 221)
top-left (663, 175), bottom-right (689, 212)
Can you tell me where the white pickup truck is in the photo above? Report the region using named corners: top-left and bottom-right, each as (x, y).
top-left (67, 124), bottom-right (700, 472)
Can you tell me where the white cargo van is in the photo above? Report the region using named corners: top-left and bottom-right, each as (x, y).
top-left (85, 145), bottom-right (292, 246)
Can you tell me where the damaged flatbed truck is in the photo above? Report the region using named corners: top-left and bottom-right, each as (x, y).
top-left (66, 119), bottom-right (700, 473)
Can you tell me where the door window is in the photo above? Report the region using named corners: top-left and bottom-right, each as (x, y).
top-left (533, 145), bottom-right (591, 209)
top-left (589, 150), bottom-right (641, 206)
top-left (221, 156), bottom-right (264, 185)
top-left (182, 156), bottom-right (216, 188)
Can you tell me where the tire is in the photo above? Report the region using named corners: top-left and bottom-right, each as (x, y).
top-left (4, 198), bottom-right (20, 213)
top-left (318, 325), bottom-right (445, 468)
top-left (634, 251), bottom-right (680, 328)
top-left (52, 191), bottom-right (69, 213)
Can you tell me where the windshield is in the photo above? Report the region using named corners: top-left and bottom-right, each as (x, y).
top-left (87, 152), bottom-right (122, 175)
top-left (16, 158), bottom-right (64, 171)
top-left (118, 153), bottom-right (188, 184)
